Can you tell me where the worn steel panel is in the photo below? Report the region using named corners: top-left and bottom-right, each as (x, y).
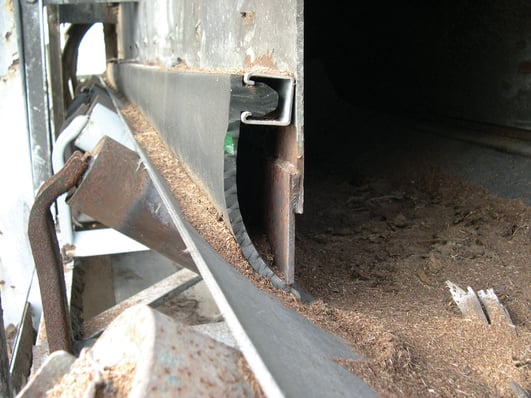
top-left (113, 0), bottom-right (304, 286)
top-left (118, 0), bottom-right (300, 72)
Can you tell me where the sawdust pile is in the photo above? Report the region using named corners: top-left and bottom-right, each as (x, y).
top-left (121, 100), bottom-right (530, 397)
top-left (293, 131), bottom-right (531, 397)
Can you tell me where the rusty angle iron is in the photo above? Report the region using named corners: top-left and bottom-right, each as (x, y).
top-left (66, 136), bottom-right (196, 272)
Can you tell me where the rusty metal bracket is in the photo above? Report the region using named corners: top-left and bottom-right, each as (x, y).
top-left (28, 151), bottom-right (90, 353)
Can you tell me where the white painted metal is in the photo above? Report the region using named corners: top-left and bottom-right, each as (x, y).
top-left (0, 0), bottom-right (43, 327)
top-left (74, 103), bottom-right (136, 152)
top-left (51, 103), bottom-right (141, 255)
top-left (52, 115), bottom-right (89, 246)
top-left (71, 229), bottom-right (147, 257)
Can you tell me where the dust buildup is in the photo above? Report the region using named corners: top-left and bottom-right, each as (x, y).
top-left (121, 99), bottom-right (530, 397)
top-left (45, 349), bottom-right (135, 398)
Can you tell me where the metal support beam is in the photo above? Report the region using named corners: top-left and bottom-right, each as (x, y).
top-left (46, 5), bottom-right (65, 136)
top-left (266, 158), bottom-right (300, 284)
top-left (17, 0), bottom-right (53, 192)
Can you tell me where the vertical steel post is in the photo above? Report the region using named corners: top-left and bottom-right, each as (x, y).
top-left (17, 0), bottom-right (53, 192)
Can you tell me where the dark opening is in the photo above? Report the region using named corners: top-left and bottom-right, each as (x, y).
top-left (236, 124), bottom-right (278, 251)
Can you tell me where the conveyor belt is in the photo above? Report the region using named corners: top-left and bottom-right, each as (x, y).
top-left (102, 84), bottom-right (376, 397)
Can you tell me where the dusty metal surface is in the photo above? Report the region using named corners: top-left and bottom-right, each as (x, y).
top-left (22, 305), bottom-right (254, 397)
top-left (109, 64), bottom-right (230, 219)
top-left (28, 151), bottom-right (90, 353)
top-left (147, 165), bottom-right (376, 398)
top-left (67, 136), bottom-right (197, 272)
top-left (16, 351), bottom-right (75, 398)
top-left (108, 62), bottom-right (244, 219)
top-left (94, 305), bottom-right (253, 397)
top-left (58, 85), bottom-right (375, 395)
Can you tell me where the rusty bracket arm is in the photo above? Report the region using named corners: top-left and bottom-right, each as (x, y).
top-left (28, 151), bottom-right (90, 353)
